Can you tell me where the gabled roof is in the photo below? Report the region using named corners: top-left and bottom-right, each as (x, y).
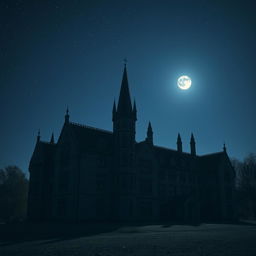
top-left (199, 151), bottom-right (225, 163)
top-left (199, 151), bottom-right (225, 158)
top-left (30, 141), bottom-right (56, 166)
top-left (61, 122), bottom-right (113, 155)
top-left (135, 141), bottom-right (196, 166)
top-left (197, 152), bottom-right (226, 173)
top-left (154, 144), bottom-right (199, 160)
top-left (135, 141), bottom-right (229, 172)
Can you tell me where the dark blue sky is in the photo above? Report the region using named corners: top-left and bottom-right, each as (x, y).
top-left (1, 0), bottom-right (256, 173)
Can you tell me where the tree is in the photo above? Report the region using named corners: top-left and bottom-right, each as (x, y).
top-left (232, 154), bottom-right (256, 220)
top-left (0, 166), bottom-right (28, 222)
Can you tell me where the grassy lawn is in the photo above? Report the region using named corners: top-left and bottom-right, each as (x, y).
top-left (0, 222), bottom-right (256, 256)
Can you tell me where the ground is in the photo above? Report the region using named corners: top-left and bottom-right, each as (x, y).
top-left (1, 222), bottom-right (256, 256)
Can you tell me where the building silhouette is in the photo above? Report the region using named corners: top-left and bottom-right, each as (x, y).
top-left (27, 65), bottom-right (236, 222)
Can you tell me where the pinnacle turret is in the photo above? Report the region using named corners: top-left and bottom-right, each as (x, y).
top-left (146, 121), bottom-right (153, 144)
top-left (65, 107), bottom-right (69, 123)
top-left (177, 133), bottom-right (182, 153)
top-left (190, 133), bottom-right (196, 156)
top-left (50, 133), bottom-right (55, 144)
top-left (223, 143), bottom-right (227, 153)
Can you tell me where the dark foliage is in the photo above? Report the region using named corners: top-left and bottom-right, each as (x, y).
top-left (0, 166), bottom-right (28, 222)
top-left (232, 154), bottom-right (256, 220)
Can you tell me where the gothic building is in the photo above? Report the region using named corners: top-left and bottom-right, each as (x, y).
top-left (28, 65), bottom-right (236, 222)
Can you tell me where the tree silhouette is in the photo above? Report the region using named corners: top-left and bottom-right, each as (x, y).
top-left (232, 154), bottom-right (256, 220)
top-left (0, 166), bottom-right (28, 222)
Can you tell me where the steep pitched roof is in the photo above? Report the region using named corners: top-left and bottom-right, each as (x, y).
top-left (199, 152), bottom-right (225, 162)
top-left (30, 141), bottom-right (56, 166)
top-left (198, 152), bottom-right (225, 173)
top-left (62, 122), bottom-right (113, 155)
top-left (154, 145), bottom-right (193, 158)
top-left (135, 141), bottom-right (196, 167)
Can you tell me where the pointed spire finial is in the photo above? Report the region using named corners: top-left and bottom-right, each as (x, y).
top-left (37, 129), bottom-right (41, 143)
top-left (65, 106), bottom-right (70, 123)
top-left (177, 133), bottom-right (182, 153)
top-left (50, 132), bottom-right (55, 144)
top-left (223, 143), bottom-right (227, 153)
top-left (123, 58), bottom-right (127, 67)
top-left (190, 133), bottom-right (196, 156)
top-left (117, 62), bottom-right (132, 115)
top-left (146, 121), bottom-right (153, 144)
top-left (148, 121), bottom-right (152, 130)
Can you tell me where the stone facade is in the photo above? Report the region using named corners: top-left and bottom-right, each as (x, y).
top-left (27, 66), bottom-right (236, 222)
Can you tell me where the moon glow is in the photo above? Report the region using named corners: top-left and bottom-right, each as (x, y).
top-left (177, 75), bottom-right (192, 90)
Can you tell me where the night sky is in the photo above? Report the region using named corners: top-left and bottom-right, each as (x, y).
top-left (1, 0), bottom-right (256, 174)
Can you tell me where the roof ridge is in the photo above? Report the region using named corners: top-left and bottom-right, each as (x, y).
top-left (154, 145), bottom-right (174, 150)
top-left (69, 122), bottom-right (113, 134)
top-left (39, 141), bottom-right (56, 146)
top-left (153, 145), bottom-right (198, 157)
top-left (200, 151), bottom-right (224, 158)
top-left (153, 145), bottom-right (178, 153)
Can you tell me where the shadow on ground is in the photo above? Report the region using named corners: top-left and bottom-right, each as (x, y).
top-left (0, 221), bottom-right (122, 246)
top-left (0, 219), bottom-right (254, 246)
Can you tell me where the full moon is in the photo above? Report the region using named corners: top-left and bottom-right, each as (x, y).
top-left (177, 75), bottom-right (192, 90)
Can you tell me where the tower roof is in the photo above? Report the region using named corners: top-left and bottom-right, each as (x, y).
top-left (50, 132), bottom-right (55, 144)
top-left (147, 121), bottom-right (153, 133)
top-left (117, 65), bottom-right (132, 115)
top-left (190, 133), bottom-right (195, 143)
top-left (177, 133), bottom-right (182, 142)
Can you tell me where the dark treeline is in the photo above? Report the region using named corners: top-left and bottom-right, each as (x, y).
top-left (0, 166), bottom-right (28, 223)
top-left (232, 154), bottom-right (256, 220)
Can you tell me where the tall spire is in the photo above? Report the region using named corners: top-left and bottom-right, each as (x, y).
top-left (50, 132), bottom-right (55, 144)
top-left (146, 121), bottom-right (153, 144)
top-left (112, 63), bottom-right (137, 160)
top-left (65, 106), bottom-right (69, 123)
top-left (117, 64), bottom-right (132, 116)
top-left (177, 133), bottom-right (182, 153)
top-left (190, 133), bottom-right (196, 156)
